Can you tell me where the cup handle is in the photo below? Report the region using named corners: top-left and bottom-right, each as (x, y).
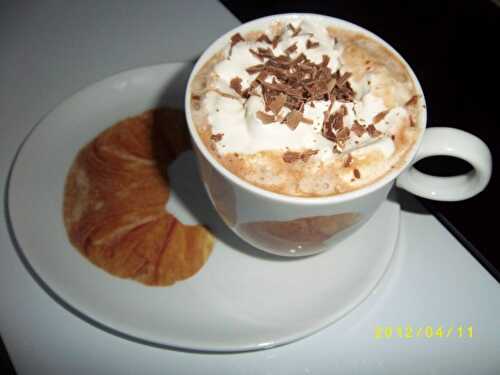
top-left (396, 127), bottom-right (492, 201)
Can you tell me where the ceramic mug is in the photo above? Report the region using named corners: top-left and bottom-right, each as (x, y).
top-left (184, 13), bottom-right (492, 256)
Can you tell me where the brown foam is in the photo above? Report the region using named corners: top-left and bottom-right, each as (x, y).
top-left (64, 109), bottom-right (214, 286)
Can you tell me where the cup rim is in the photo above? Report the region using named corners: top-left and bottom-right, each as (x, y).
top-left (184, 13), bottom-right (427, 205)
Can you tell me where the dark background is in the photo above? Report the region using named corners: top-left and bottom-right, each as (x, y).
top-left (222, 0), bottom-right (500, 280)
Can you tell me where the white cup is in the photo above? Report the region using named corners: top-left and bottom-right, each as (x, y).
top-left (184, 13), bottom-right (492, 257)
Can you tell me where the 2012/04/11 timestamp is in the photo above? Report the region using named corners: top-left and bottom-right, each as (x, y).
top-left (374, 325), bottom-right (473, 339)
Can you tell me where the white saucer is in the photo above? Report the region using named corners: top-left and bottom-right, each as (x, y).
top-left (7, 63), bottom-right (400, 352)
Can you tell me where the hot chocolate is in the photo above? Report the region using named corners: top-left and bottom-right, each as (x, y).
top-left (189, 18), bottom-right (422, 197)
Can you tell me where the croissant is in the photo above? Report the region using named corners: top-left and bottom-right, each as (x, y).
top-left (63, 109), bottom-right (214, 286)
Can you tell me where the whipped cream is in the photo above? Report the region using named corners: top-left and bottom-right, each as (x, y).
top-left (199, 19), bottom-right (415, 166)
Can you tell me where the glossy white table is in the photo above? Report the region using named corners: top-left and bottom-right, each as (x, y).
top-left (1, 1), bottom-right (499, 374)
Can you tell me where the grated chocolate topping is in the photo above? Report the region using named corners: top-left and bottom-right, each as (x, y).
top-left (269, 93), bottom-right (287, 114)
top-left (344, 153), bottom-right (353, 167)
top-left (284, 110), bottom-right (303, 130)
top-left (283, 151), bottom-right (301, 163)
top-left (245, 43), bottom-right (355, 117)
top-left (246, 64), bottom-right (265, 74)
top-left (306, 39), bottom-right (320, 49)
top-left (336, 127), bottom-right (350, 141)
top-left (301, 149), bottom-right (319, 162)
top-left (287, 23), bottom-right (302, 37)
top-left (321, 106), bottom-right (350, 150)
top-left (211, 133), bottom-right (224, 142)
top-left (366, 124), bottom-right (382, 137)
top-left (284, 43), bottom-right (298, 55)
top-left (271, 34), bottom-right (281, 48)
top-left (191, 94), bottom-right (201, 110)
top-left (405, 95), bottom-right (418, 106)
top-left (351, 120), bottom-right (366, 137)
top-left (230, 77), bottom-right (243, 96)
top-left (230, 29), bottom-right (361, 145)
top-left (373, 110), bottom-right (389, 124)
top-left (257, 33), bottom-right (272, 44)
top-left (331, 71), bottom-right (355, 102)
top-left (229, 33), bottom-right (245, 56)
top-left (249, 48), bottom-right (265, 62)
top-left (256, 111), bottom-right (276, 124)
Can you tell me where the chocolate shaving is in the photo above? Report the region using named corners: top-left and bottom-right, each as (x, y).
top-left (326, 99), bottom-right (334, 117)
top-left (331, 71), bottom-right (355, 102)
top-left (269, 93), bottom-right (287, 114)
top-left (301, 149), bottom-right (319, 162)
top-left (255, 70), bottom-right (269, 84)
top-left (306, 39), bottom-right (320, 49)
top-left (338, 105), bottom-right (348, 116)
top-left (321, 104), bottom-right (352, 148)
top-left (210, 133), bottom-right (223, 142)
top-left (336, 72), bottom-right (352, 86)
top-left (336, 127), bottom-right (350, 141)
top-left (366, 124), bottom-right (382, 137)
top-left (332, 112), bottom-right (344, 131)
top-left (256, 111), bottom-right (276, 124)
top-left (332, 81), bottom-right (355, 101)
top-left (292, 53), bottom-right (307, 65)
top-left (405, 95), bottom-right (418, 106)
top-left (261, 78), bottom-right (289, 93)
top-left (257, 47), bottom-right (275, 58)
top-left (271, 34), bottom-right (281, 48)
top-left (257, 34), bottom-right (272, 44)
top-left (229, 33), bottom-right (245, 56)
top-left (275, 113), bottom-right (286, 123)
top-left (285, 110), bottom-right (303, 130)
top-left (285, 43), bottom-right (298, 55)
top-left (246, 64), bottom-right (265, 74)
top-left (373, 110), bottom-right (389, 124)
top-left (332, 143), bottom-right (343, 153)
top-left (230, 77), bottom-right (243, 95)
top-left (250, 47), bottom-right (276, 61)
top-left (270, 54), bottom-right (291, 67)
top-left (191, 94), bottom-right (201, 110)
top-left (321, 55), bottom-right (330, 67)
top-left (353, 169), bottom-right (361, 179)
top-left (230, 33), bottom-right (245, 47)
top-left (322, 115), bottom-right (337, 142)
top-left (351, 121), bottom-right (366, 137)
top-left (288, 24), bottom-right (302, 37)
top-left (265, 65), bottom-right (290, 81)
top-left (283, 151), bottom-right (301, 163)
top-left (240, 89), bottom-right (251, 99)
top-left (249, 49), bottom-right (264, 62)
top-left (344, 153), bottom-right (353, 167)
